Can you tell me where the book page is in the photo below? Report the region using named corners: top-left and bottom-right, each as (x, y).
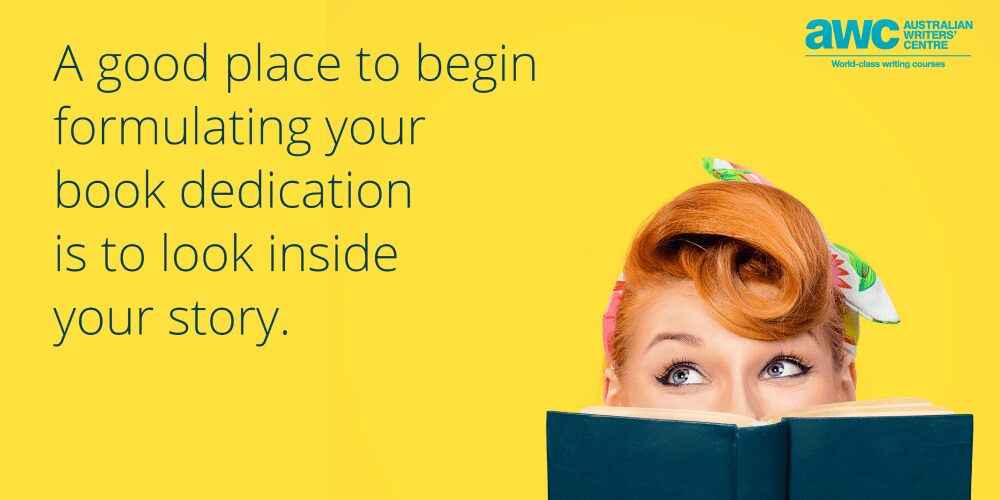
top-left (580, 398), bottom-right (954, 427)
top-left (580, 406), bottom-right (761, 427)
top-left (762, 397), bottom-right (953, 423)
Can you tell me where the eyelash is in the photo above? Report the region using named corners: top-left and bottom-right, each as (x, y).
top-left (655, 353), bottom-right (815, 386)
top-left (655, 358), bottom-right (699, 386)
top-left (769, 352), bottom-right (815, 378)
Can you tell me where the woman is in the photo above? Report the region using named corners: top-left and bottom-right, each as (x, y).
top-left (601, 158), bottom-right (899, 420)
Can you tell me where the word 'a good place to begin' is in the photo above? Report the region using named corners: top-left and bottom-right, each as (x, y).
top-left (54, 42), bottom-right (536, 94)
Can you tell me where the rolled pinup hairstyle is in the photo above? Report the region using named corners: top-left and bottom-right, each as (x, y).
top-left (602, 158), bottom-right (899, 382)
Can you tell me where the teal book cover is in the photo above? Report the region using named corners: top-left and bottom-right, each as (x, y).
top-left (547, 411), bottom-right (973, 499)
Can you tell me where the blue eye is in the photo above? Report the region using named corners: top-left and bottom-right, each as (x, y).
top-left (657, 363), bottom-right (707, 386)
top-left (760, 357), bottom-right (813, 379)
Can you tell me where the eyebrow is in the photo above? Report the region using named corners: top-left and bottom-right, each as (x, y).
top-left (646, 332), bottom-right (704, 351)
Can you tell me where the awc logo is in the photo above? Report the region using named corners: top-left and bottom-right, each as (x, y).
top-left (805, 19), bottom-right (900, 49)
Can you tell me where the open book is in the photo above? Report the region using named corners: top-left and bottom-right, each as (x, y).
top-left (547, 397), bottom-right (972, 500)
top-left (581, 396), bottom-right (953, 427)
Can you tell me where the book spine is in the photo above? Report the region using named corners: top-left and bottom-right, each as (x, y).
top-left (735, 423), bottom-right (789, 500)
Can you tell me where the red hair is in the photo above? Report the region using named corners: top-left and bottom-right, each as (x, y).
top-left (608, 182), bottom-right (845, 370)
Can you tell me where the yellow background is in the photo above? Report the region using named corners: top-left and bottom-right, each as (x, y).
top-left (2, 1), bottom-right (997, 498)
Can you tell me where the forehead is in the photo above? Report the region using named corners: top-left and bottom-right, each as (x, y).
top-left (629, 280), bottom-right (822, 351)
top-left (631, 280), bottom-right (725, 338)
